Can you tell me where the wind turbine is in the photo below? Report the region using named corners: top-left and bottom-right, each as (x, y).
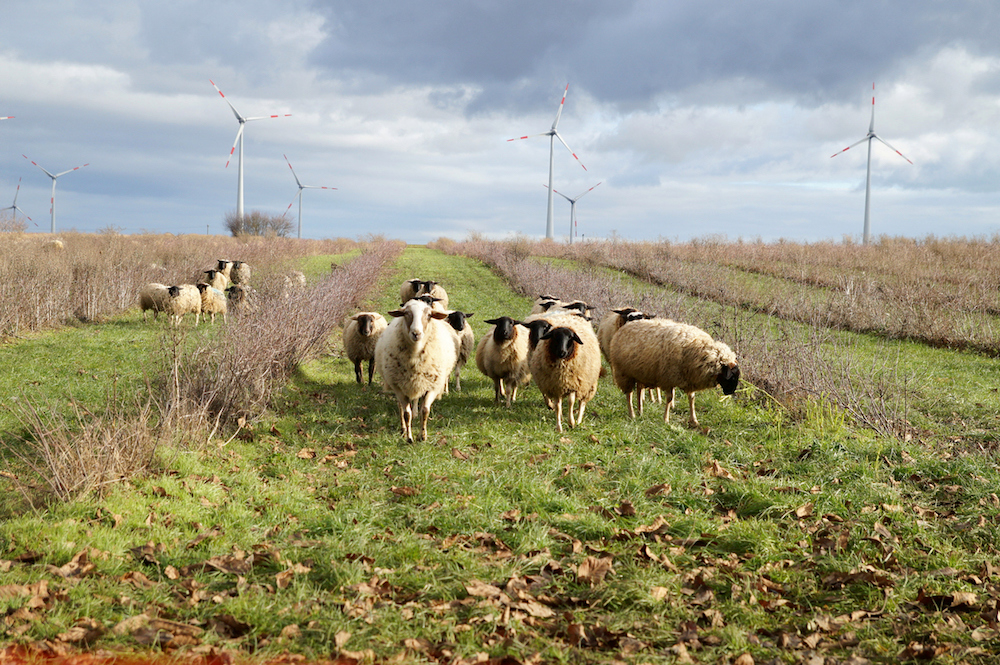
top-left (210, 80), bottom-right (291, 220)
top-left (22, 154), bottom-right (89, 233)
top-left (283, 154), bottom-right (336, 239)
top-left (830, 83), bottom-right (913, 245)
top-left (508, 84), bottom-right (587, 240)
top-left (0, 116), bottom-right (12, 120)
top-left (2, 178), bottom-right (33, 225)
top-left (545, 181), bottom-right (601, 243)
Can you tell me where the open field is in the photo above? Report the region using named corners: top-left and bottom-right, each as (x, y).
top-left (2, 237), bottom-right (1000, 664)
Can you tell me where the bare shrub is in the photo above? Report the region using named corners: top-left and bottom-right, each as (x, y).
top-left (225, 209), bottom-right (294, 238)
top-left (155, 239), bottom-right (404, 433)
top-left (1, 389), bottom-right (162, 505)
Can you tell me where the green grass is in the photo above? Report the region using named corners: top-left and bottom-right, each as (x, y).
top-left (2, 247), bottom-right (1000, 663)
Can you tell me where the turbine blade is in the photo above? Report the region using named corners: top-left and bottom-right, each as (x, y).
top-left (54, 163), bottom-right (89, 178)
top-left (244, 113), bottom-right (292, 121)
top-left (554, 130), bottom-right (587, 171)
top-left (576, 181), bottom-right (602, 199)
top-left (507, 132), bottom-right (549, 142)
top-left (551, 83), bottom-right (569, 130)
top-left (210, 79), bottom-right (244, 122)
top-left (22, 154), bottom-right (55, 178)
top-left (284, 154), bottom-right (304, 188)
top-left (225, 125), bottom-right (244, 168)
top-left (543, 183), bottom-right (572, 202)
top-left (303, 185), bottom-right (337, 190)
top-left (12, 178), bottom-right (22, 206)
top-left (0, 116), bottom-right (13, 120)
top-left (869, 82), bottom-right (876, 133)
top-left (872, 134), bottom-right (913, 164)
top-left (830, 137), bottom-right (869, 159)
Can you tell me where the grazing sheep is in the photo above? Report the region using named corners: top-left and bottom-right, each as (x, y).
top-left (597, 308), bottom-right (661, 405)
top-left (230, 260), bottom-right (252, 285)
top-left (216, 259), bottom-right (234, 280)
top-left (138, 283), bottom-right (169, 321)
top-left (609, 319), bottom-right (740, 427)
top-left (202, 269), bottom-right (230, 291)
top-left (375, 299), bottom-right (457, 443)
top-left (344, 312), bottom-right (388, 385)
top-left (529, 314), bottom-right (602, 433)
top-left (165, 285), bottom-right (201, 326)
top-left (399, 278), bottom-right (449, 309)
top-left (443, 310), bottom-right (475, 391)
top-left (474, 316), bottom-right (531, 407)
top-left (196, 283), bottom-right (228, 324)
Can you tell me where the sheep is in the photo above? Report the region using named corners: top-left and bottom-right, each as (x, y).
top-left (530, 296), bottom-right (563, 315)
top-left (138, 283), bottom-right (169, 321)
top-left (528, 314), bottom-right (602, 433)
top-left (216, 259), bottom-right (234, 280)
top-left (42, 238), bottom-right (64, 252)
top-left (597, 307), bottom-right (660, 404)
top-left (225, 284), bottom-right (254, 315)
top-left (608, 319), bottom-right (740, 427)
top-left (196, 283), bottom-right (228, 324)
top-left (443, 310), bottom-right (475, 391)
top-left (413, 294), bottom-right (447, 312)
top-left (202, 269), bottom-right (230, 291)
top-left (474, 316), bottom-right (531, 407)
top-left (374, 299), bottom-right (457, 443)
top-left (343, 311), bottom-right (388, 385)
top-left (165, 285), bottom-right (201, 326)
top-left (230, 260), bottom-right (252, 285)
top-left (399, 278), bottom-right (449, 309)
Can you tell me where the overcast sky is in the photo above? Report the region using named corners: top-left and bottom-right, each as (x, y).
top-left (1, 1), bottom-right (999, 243)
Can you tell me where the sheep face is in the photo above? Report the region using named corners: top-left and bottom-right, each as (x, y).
top-left (353, 313), bottom-right (376, 336)
top-left (445, 311), bottom-right (472, 332)
top-left (524, 319), bottom-right (553, 350)
top-left (389, 300), bottom-right (447, 343)
top-left (167, 285), bottom-right (181, 298)
top-left (196, 283), bottom-right (208, 294)
top-left (718, 364), bottom-right (741, 395)
top-left (540, 327), bottom-right (584, 360)
top-left (216, 259), bottom-right (232, 272)
top-left (485, 317), bottom-right (522, 344)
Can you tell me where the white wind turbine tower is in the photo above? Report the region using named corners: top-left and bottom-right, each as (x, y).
top-left (210, 80), bottom-right (291, 221)
top-left (545, 181), bottom-right (601, 243)
top-left (22, 154), bottom-right (89, 233)
top-left (283, 154), bottom-right (336, 239)
top-left (830, 83), bottom-right (913, 245)
top-left (508, 84), bottom-right (587, 240)
top-left (3, 178), bottom-right (33, 225)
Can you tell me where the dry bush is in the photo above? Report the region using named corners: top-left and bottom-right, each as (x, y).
top-left (1, 390), bottom-right (162, 504)
top-left (156, 239), bottom-right (404, 434)
top-left (224, 209), bottom-right (295, 238)
top-left (0, 231), bottom-right (363, 339)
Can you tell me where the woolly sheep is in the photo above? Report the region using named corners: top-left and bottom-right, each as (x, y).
top-left (608, 319), bottom-right (740, 427)
top-left (344, 311), bottom-right (388, 385)
top-left (474, 316), bottom-right (531, 407)
top-left (202, 269), bottom-right (230, 291)
top-left (138, 283), bottom-right (169, 321)
top-left (230, 260), bottom-right (252, 285)
top-left (42, 238), bottom-right (64, 252)
top-left (165, 285), bottom-right (201, 326)
top-left (443, 310), bottom-right (475, 391)
top-left (529, 296), bottom-right (562, 315)
top-left (196, 283), bottom-right (228, 324)
top-left (375, 299), bottom-right (457, 442)
top-left (528, 314), bottom-right (602, 433)
top-left (225, 284), bottom-right (254, 315)
top-left (413, 294), bottom-right (447, 312)
top-left (399, 278), bottom-right (449, 309)
top-left (216, 259), bottom-right (234, 280)
top-left (597, 308), bottom-right (661, 404)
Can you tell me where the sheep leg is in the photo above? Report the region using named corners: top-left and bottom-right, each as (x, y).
top-left (454, 366), bottom-right (461, 391)
top-left (577, 398), bottom-right (588, 426)
top-left (637, 384), bottom-right (645, 417)
top-left (399, 399), bottom-right (413, 443)
top-left (686, 391), bottom-right (699, 428)
top-left (625, 390), bottom-right (636, 419)
top-left (354, 360), bottom-right (364, 384)
top-left (418, 394), bottom-right (434, 441)
top-left (555, 397), bottom-right (564, 433)
top-left (493, 378), bottom-right (504, 403)
top-left (509, 383), bottom-right (519, 406)
top-left (367, 359), bottom-right (375, 385)
top-left (663, 388), bottom-right (675, 424)
top-left (567, 393), bottom-right (577, 428)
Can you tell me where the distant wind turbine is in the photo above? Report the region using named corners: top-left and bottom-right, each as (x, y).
top-left (2, 178), bottom-right (33, 225)
top-left (545, 182), bottom-right (601, 244)
top-left (508, 84), bottom-right (587, 240)
top-left (830, 83), bottom-right (913, 245)
top-left (283, 154), bottom-right (336, 239)
top-left (22, 154), bottom-right (89, 233)
top-left (210, 80), bottom-right (291, 221)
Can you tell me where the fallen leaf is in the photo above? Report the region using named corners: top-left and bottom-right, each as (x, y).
top-left (276, 562), bottom-right (312, 589)
top-left (391, 486), bottom-right (419, 497)
top-left (617, 500), bottom-right (636, 517)
top-left (706, 460), bottom-right (735, 480)
top-left (577, 556), bottom-right (614, 586)
top-left (795, 502), bottom-right (814, 519)
top-left (645, 483), bottom-right (671, 497)
top-left (451, 447), bottom-right (469, 460)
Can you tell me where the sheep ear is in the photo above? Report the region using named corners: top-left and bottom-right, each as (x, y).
top-left (389, 309), bottom-right (405, 318)
top-left (484, 318), bottom-right (500, 325)
top-left (571, 331), bottom-right (584, 345)
top-left (430, 310), bottom-right (449, 320)
top-left (464, 312), bottom-right (474, 319)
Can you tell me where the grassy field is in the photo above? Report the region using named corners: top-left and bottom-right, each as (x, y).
top-left (2, 244), bottom-right (1000, 664)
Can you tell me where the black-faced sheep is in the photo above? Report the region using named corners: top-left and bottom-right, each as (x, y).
top-left (165, 285), bottom-right (201, 326)
top-left (216, 259), bottom-right (234, 280)
top-left (399, 279), bottom-right (449, 309)
top-left (230, 260), bottom-right (252, 285)
top-left (528, 314), bottom-right (602, 433)
top-left (597, 307), bottom-right (659, 403)
top-left (443, 310), bottom-right (474, 391)
top-left (344, 312), bottom-right (388, 385)
top-left (608, 319), bottom-right (740, 427)
top-left (203, 269), bottom-right (230, 291)
top-left (196, 283), bottom-right (228, 324)
top-left (474, 316), bottom-right (531, 407)
top-left (375, 299), bottom-right (457, 443)
top-left (138, 283), bottom-right (169, 321)
top-left (225, 284), bottom-right (254, 315)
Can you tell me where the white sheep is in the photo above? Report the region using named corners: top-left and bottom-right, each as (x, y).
top-left (528, 314), bottom-right (602, 433)
top-left (344, 311), bottom-right (388, 385)
top-left (443, 310), bottom-right (475, 391)
top-left (216, 259), bottom-right (234, 280)
top-left (202, 269), bottom-right (230, 291)
top-left (196, 283), bottom-right (228, 324)
top-left (375, 299), bottom-right (457, 442)
top-left (138, 283), bottom-right (169, 321)
top-left (597, 307), bottom-right (660, 404)
top-left (399, 278), bottom-right (449, 309)
top-left (608, 319), bottom-right (740, 427)
top-left (230, 260), bottom-right (252, 285)
top-left (165, 285), bottom-right (201, 326)
top-left (474, 316), bottom-right (531, 407)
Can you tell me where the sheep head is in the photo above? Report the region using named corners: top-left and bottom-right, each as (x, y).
top-left (352, 313), bottom-right (376, 336)
top-left (485, 317), bottom-right (523, 344)
top-left (718, 364), bottom-right (740, 395)
top-left (540, 326), bottom-right (584, 360)
top-left (390, 300), bottom-right (447, 343)
top-left (523, 319), bottom-right (553, 350)
top-left (445, 311), bottom-right (473, 332)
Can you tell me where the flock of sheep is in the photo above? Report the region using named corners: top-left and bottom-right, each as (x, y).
top-left (138, 259), bottom-right (254, 325)
top-left (345, 278), bottom-right (741, 442)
